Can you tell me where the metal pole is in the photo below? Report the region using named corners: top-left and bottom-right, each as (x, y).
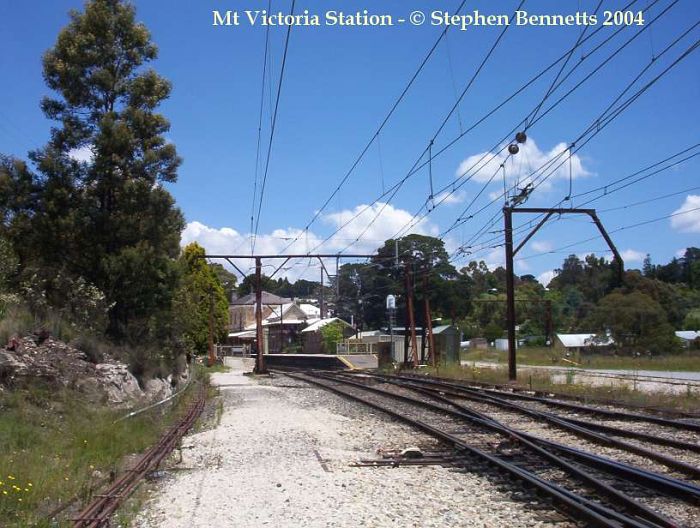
top-left (254, 257), bottom-right (266, 373)
top-left (504, 206), bottom-right (517, 381)
top-left (280, 302), bottom-right (284, 354)
top-left (335, 256), bottom-right (340, 312)
top-left (208, 287), bottom-right (215, 367)
top-left (403, 270), bottom-right (410, 365)
top-left (389, 309), bottom-right (395, 362)
top-left (545, 299), bottom-right (553, 347)
top-left (424, 274), bottom-right (436, 366)
top-left (320, 265), bottom-right (325, 319)
top-left (406, 266), bottom-right (419, 368)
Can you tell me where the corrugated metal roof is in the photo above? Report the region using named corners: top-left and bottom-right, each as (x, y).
top-left (301, 317), bottom-right (352, 333)
top-left (556, 333), bottom-right (614, 348)
top-left (676, 330), bottom-right (700, 341)
top-left (432, 325), bottom-right (458, 334)
top-left (230, 291), bottom-right (292, 306)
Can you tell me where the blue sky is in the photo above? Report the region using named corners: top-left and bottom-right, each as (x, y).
top-left (1, 0), bottom-right (699, 283)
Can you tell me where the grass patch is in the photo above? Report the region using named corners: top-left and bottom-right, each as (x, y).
top-left (461, 347), bottom-right (700, 372)
top-left (411, 363), bottom-right (700, 414)
top-left (199, 362), bottom-right (230, 374)
top-left (0, 376), bottom-right (200, 527)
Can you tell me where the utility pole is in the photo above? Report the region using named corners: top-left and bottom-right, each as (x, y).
top-left (405, 265), bottom-right (419, 368)
top-left (254, 257), bottom-right (266, 374)
top-left (208, 287), bottom-right (215, 367)
top-left (335, 256), bottom-right (340, 317)
top-left (503, 206), bottom-right (624, 381)
top-left (320, 265), bottom-right (325, 319)
top-left (545, 299), bottom-right (553, 347)
top-left (503, 206), bottom-right (517, 381)
top-left (423, 273), bottom-right (436, 366)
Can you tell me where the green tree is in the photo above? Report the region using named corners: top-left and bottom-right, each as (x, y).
top-left (20, 0), bottom-right (185, 340)
top-left (319, 321), bottom-right (346, 353)
top-left (174, 243), bottom-right (228, 355)
top-left (587, 291), bottom-right (679, 355)
top-left (483, 322), bottom-right (504, 342)
top-left (210, 263), bottom-right (238, 301)
top-left (683, 309), bottom-right (700, 330)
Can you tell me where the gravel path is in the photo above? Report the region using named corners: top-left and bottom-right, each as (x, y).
top-left (133, 366), bottom-right (568, 527)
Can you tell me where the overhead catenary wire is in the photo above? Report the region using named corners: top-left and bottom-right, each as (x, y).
top-left (445, 23), bottom-right (698, 252)
top-left (327, 0), bottom-right (527, 255)
top-left (452, 141), bottom-right (700, 263)
top-left (250, 0), bottom-right (273, 254)
top-left (407, 0), bottom-right (678, 242)
top-left (387, 0), bottom-right (661, 241)
top-left (278, 0), bottom-right (470, 255)
top-left (313, 0), bottom-right (645, 250)
top-left (252, 0), bottom-right (296, 253)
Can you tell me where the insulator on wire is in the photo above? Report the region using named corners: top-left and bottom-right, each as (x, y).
top-left (515, 131), bottom-right (527, 144)
top-left (508, 143), bottom-right (519, 155)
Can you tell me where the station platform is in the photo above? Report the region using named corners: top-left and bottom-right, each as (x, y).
top-left (263, 353), bottom-right (378, 370)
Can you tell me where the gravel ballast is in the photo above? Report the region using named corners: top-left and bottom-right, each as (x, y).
top-left (134, 366), bottom-right (569, 527)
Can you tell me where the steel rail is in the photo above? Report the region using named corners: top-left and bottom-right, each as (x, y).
top-left (373, 374), bottom-right (700, 454)
top-left (406, 371), bottom-right (700, 419)
top-left (393, 373), bottom-right (700, 432)
top-left (73, 384), bottom-right (206, 527)
top-left (285, 371), bottom-right (680, 528)
top-left (376, 373), bottom-right (700, 478)
top-left (365, 375), bottom-right (700, 504)
top-left (316, 371), bottom-right (691, 524)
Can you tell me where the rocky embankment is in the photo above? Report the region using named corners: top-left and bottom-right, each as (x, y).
top-left (0, 335), bottom-right (186, 407)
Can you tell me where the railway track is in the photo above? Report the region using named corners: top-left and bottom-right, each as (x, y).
top-left (281, 369), bottom-right (700, 528)
top-left (359, 373), bottom-right (700, 479)
top-left (73, 384), bottom-right (207, 528)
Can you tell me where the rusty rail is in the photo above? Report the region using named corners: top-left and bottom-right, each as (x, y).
top-left (73, 384), bottom-right (206, 527)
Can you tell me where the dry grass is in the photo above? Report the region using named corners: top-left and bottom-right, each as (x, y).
top-left (411, 363), bottom-right (700, 415)
top-left (461, 347), bottom-right (700, 372)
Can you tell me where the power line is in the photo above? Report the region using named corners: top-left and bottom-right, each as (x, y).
top-left (453, 142), bottom-right (700, 263)
top-left (446, 27), bottom-right (699, 251)
top-left (517, 206), bottom-right (700, 262)
top-left (425, 0), bottom-right (679, 241)
top-left (319, 0), bottom-right (527, 255)
top-left (389, 0), bottom-right (660, 241)
top-left (278, 0), bottom-right (469, 255)
top-left (250, 0), bottom-right (273, 254)
top-left (313, 0), bottom-right (639, 250)
top-left (252, 0), bottom-right (296, 253)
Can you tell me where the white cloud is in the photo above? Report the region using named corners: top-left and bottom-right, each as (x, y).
top-left (68, 145), bottom-right (94, 163)
top-left (322, 202), bottom-right (438, 253)
top-left (621, 249), bottom-right (645, 262)
top-left (455, 137), bottom-right (591, 193)
top-left (675, 248), bottom-right (686, 258)
top-left (530, 240), bottom-right (552, 253)
top-left (483, 247), bottom-right (505, 270)
top-left (537, 270), bottom-right (557, 287)
top-left (515, 258), bottom-right (531, 272)
top-left (671, 195), bottom-right (700, 233)
top-left (433, 189), bottom-right (466, 206)
top-left (181, 202), bottom-right (438, 280)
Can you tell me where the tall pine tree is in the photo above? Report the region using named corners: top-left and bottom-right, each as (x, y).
top-left (28, 0), bottom-right (184, 340)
